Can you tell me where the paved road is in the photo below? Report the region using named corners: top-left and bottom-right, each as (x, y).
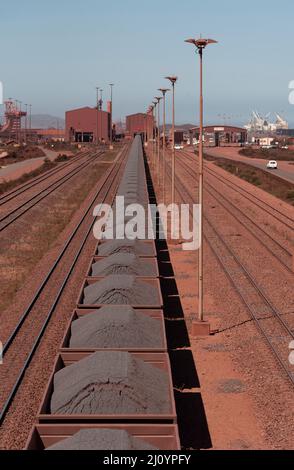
top-left (205, 147), bottom-right (294, 185)
top-left (0, 149), bottom-right (64, 183)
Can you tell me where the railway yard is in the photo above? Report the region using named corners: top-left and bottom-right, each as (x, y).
top-left (0, 134), bottom-right (292, 452)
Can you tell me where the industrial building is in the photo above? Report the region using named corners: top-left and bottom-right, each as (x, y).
top-left (65, 106), bottom-right (110, 143)
top-left (33, 128), bottom-right (65, 142)
top-left (126, 113), bottom-right (154, 138)
top-left (189, 125), bottom-right (247, 147)
top-left (0, 100), bottom-right (27, 141)
top-left (169, 129), bottom-right (185, 145)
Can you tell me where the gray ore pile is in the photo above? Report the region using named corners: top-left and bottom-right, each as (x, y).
top-left (69, 305), bottom-right (164, 349)
top-left (83, 275), bottom-right (159, 305)
top-left (91, 253), bottom-right (156, 276)
top-left (46, 429), bottom-right (157, 450)
top-left (96, 240), bottom-right (154, 257)
top-left (50, 351), bottom-right (171, 415)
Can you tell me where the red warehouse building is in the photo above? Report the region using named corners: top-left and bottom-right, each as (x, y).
top-left (65, 107), bottom-right (110, 143)
top-left (126, 113), bottom-right (154, 139)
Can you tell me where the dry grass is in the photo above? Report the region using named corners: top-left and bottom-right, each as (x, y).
top-left (0, 156), bottom-right (115, 314)
top-left (0, 159), bottom-right (57, 195)
top-left (213, 158), bottom-right (294, 206)
top-left (239, 147), bottom-right (294, 161)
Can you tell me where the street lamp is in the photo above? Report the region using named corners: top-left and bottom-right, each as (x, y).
top-left (143, 113), bottom-right (147, 146)
top-left (165, 77), bottom-right (178, 206)
top-left (152, 101), bottom-right (158, 171)
top-left (158, 88), bottom-right (170, 202)
top-left (109, 83), bottom-right (114, 147)
top-left (100, 89), bottom-right (103, 144)
top-left (148, 105), bottom-right (154, 165)
top-left (146, 106), bottom-right (152, 146)
top-left (19, 101), bottom-right (22, 143)
top-left (154, 96), bottom-right (162, 184)
top-left (24, 104), bottom-right (28, 143)
top-left (185, 36), bottom-right (217, 327)
top-left (96, 87), bottom-right (100, 144)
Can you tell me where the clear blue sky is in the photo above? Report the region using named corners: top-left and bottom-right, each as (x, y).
top-left (1, 0), bottom-right (294, 126)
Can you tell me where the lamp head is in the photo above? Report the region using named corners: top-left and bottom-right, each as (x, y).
top-left (158, 88), bottom-right (170, 96)
top-left (165, 76), bottom-right (178, 85)
top-left (185, 37), bottom-right (217, 50)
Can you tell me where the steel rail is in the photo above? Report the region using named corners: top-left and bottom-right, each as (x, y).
top-left (0, 145), bottom-right (128, 424)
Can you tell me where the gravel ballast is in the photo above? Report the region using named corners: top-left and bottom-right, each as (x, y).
top-left (83, 275), bottom-right (160, 305)
top-left (69, 305), bottom-right (164, 349)
top-left (46, 429), bottom-right (157, 450)
top-left (91, 253), bottom-right (156, 276)
top-left (50, 351), bottom-right (171, 415)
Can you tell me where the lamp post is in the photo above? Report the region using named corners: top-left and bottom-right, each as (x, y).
top-left (154, 96), bottom-right (162, 185)
top-left (19, 101), bottom-right (22, 143)
top-left (165, 77), bottom-right (178, 207)
top-left (152, 101), bottom-right (158, 172)
top-left (147, 106), bottom-right (153, 145)
top-left (29, 104), bottom-right (32, 131)
top-left (149, 105), bottom-right (154, 167)
top-left (143, 114), bottom-right (147, 146)
top-left (109, 83), bottom-right (114, 147)
top-left (185, 36), bottom-right (217, 327)
top-left (158, 88), bottom-right (170, 202)
top-left (100, 89), bottom-right (103, 144)
top-left (24, 104), bottom-right (28, 143)
top-left (96, 87), bottom-right (100, 145)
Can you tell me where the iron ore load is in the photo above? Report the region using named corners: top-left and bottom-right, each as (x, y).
top-left (26, 135), bottom-right (180, 450)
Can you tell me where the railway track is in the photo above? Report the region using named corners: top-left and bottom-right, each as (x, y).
top-left (0, 150), bottom-right (105, 232)
top-left (163, 157), bottom-right (294, 385)
top-left (179, 150), bottom-right (294, 274)
top-left (182, 149), bottom-right (294, 231)
top-left (0, 149), bottom-right (90, 206)
top-left (0, 145), bottom-right (129, 424)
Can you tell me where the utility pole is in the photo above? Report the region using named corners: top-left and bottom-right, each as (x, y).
top-left (109, 83), bottom-right (114, 148)
top-left (96, 87), bottom-right (99, 145)
top-left (24, 104), bottom-right (28, 144)
top-left (29, 104), bottom-right (32, 132)
top-left (100, 89), bottom-right (103, 144)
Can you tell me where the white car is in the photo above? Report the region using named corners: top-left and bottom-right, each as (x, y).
top-left (267, 160), bottom-right (278, 170)
top-left (174, 144), bottom-right (182, 150)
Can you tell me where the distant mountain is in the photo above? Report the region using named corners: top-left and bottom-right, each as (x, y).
top-left (22, 114), bottom-right (65, 129)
